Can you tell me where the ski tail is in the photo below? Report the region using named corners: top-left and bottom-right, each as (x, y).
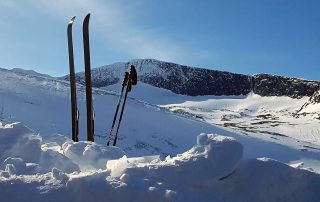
top-left (113, 65), bottom-right (138, 146)
top-left (67, 16), bottom-right (79, 142)
top-left (83, 13), bottom-right (94, 142)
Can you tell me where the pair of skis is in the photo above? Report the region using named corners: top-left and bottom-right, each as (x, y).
top-left (68, 14), bottom-right (137, 145)
top-left (67, 14), bottom-right (94, 142)
top-left (107, 65), bottom-right (137, 146)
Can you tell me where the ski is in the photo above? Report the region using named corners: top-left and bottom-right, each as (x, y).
top-left (67, 16), bottom-right (79, 142)
top-left (113, 65), bottom-right (137, 146)
top-left (83, 13), bottom-right (94, 142)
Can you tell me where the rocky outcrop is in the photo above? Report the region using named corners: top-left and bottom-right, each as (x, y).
top-left (136, 60), bottom-right (252, 96)
top-left (253, 74), bottom-right (320, 98)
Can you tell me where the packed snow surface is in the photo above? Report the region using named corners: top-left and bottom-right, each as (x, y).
top-left (0, 123), bottom-right (320, 202)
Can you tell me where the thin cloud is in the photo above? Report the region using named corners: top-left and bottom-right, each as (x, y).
top-left (0, 0), bottom-right (212, 71)
top-left (26, 0), bottom-right (204, 64)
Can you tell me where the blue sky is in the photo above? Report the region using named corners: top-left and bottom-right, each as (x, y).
top-left (0, 0), bottom-right (319, 80)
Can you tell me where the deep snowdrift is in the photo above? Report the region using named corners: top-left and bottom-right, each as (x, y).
top-left (0, 122), bottom-right (319, 202)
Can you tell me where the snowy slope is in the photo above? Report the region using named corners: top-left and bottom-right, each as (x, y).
top-left (10, 68), bottom-right (52, 78)
top-left (1, 67), bottom-right (320, 169)
top-left (163, 93), bottom-right (320, 145)
top-left (1, 67), bottom-right (320, 201)
top-left (0, 67), bottom-right (216, 156)
top-left (297, 90), bottom-right (320, 119)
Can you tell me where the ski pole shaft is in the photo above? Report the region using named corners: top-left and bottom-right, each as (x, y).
top-left (107, 85), bottom-right (125, 145)
top-left (75, 109), bottom-right (79, 142)
top-left (113, 81), bottom-right (131, 146)
top-left (107, 72), bottom-right (129, 146)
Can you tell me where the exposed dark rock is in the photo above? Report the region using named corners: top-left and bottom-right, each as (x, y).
top-left (253, 74), bottom-right (320, 98)
top-left (137, 60), bottom-right (252, 96)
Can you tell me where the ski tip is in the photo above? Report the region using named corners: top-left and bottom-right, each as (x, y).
top-left (84, 13), bottom-right (91, 21)
top-left (83, 13), bottom-right (91, 27)
top-left (68, 16), bottom-right (76, 25)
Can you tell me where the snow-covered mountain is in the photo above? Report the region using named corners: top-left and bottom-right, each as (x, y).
top-left (8, 67), bottom-right (52, 78)
top-left (2, 64), bottom-right (320, 162)
top-left (0, 67), bottom-right (213, 156)
top-left (1, 64), bottom-right (320, 201)
top-left (62, 59), bottom-right (320, 98)
top-left (61, 59), bottom-right (252, 96)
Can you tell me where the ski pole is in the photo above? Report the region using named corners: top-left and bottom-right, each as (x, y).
top-left (92, 108), bottom-right (95, 142)
top-left (107, 72), bottom-right (129, 146)
top-left (113, 79), bottom-right (131, 146)
top-left (75, 109), bottom-right (79, 142)
top-left (113, 65), bottom-right (137, 146)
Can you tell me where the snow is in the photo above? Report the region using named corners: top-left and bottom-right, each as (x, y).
top-left (298, 90), bottom-right (320, 115)
top-left (301, 103), bottom-right (320, 113)
top-left (163, 92), bottom-right (320, 146)
top-left (107, 133), bottom-right (243, 183)
top-left (9, 68), bottom-right (51, 78)
top-left (1, 67), bottom-right (320, 200)
top-left (0, 123), bottom-right (79, 174)
top-left (62, 141), bottom-right (124, 171)
top-left (0, 122), bottom-right (319, 201)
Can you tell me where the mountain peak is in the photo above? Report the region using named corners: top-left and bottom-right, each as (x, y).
top-left (10, 68), bottom-right (52, 78)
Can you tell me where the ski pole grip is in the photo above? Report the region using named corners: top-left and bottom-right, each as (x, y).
top-left (122, 72), bottom-right (129, 87)
top-left (130, 65), bottom-right (138, 85)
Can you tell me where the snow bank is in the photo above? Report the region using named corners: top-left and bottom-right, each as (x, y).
top-left (62, 141), bottom-right (125, 171)
top-left (0, 123), bottom-right (319, 202)
top-left (65, 133), bottom-right (243, 202)
top-left (220, 157), bottom-right (320, 202)
top-left (0, 123), bottom-right (79, 173)
top-left (106, 133), bottom-right (243, 187)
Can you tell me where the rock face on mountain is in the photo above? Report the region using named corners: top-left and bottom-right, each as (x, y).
top-left (62, 59), bottom-right (320, 98)
top-left (135, 59), bottom-right (252, 96)
top-left (253, 74), bottom-right (320, 98)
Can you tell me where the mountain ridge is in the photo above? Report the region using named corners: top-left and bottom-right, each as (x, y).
top-left (61, 59), bottom-right (320, 98)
